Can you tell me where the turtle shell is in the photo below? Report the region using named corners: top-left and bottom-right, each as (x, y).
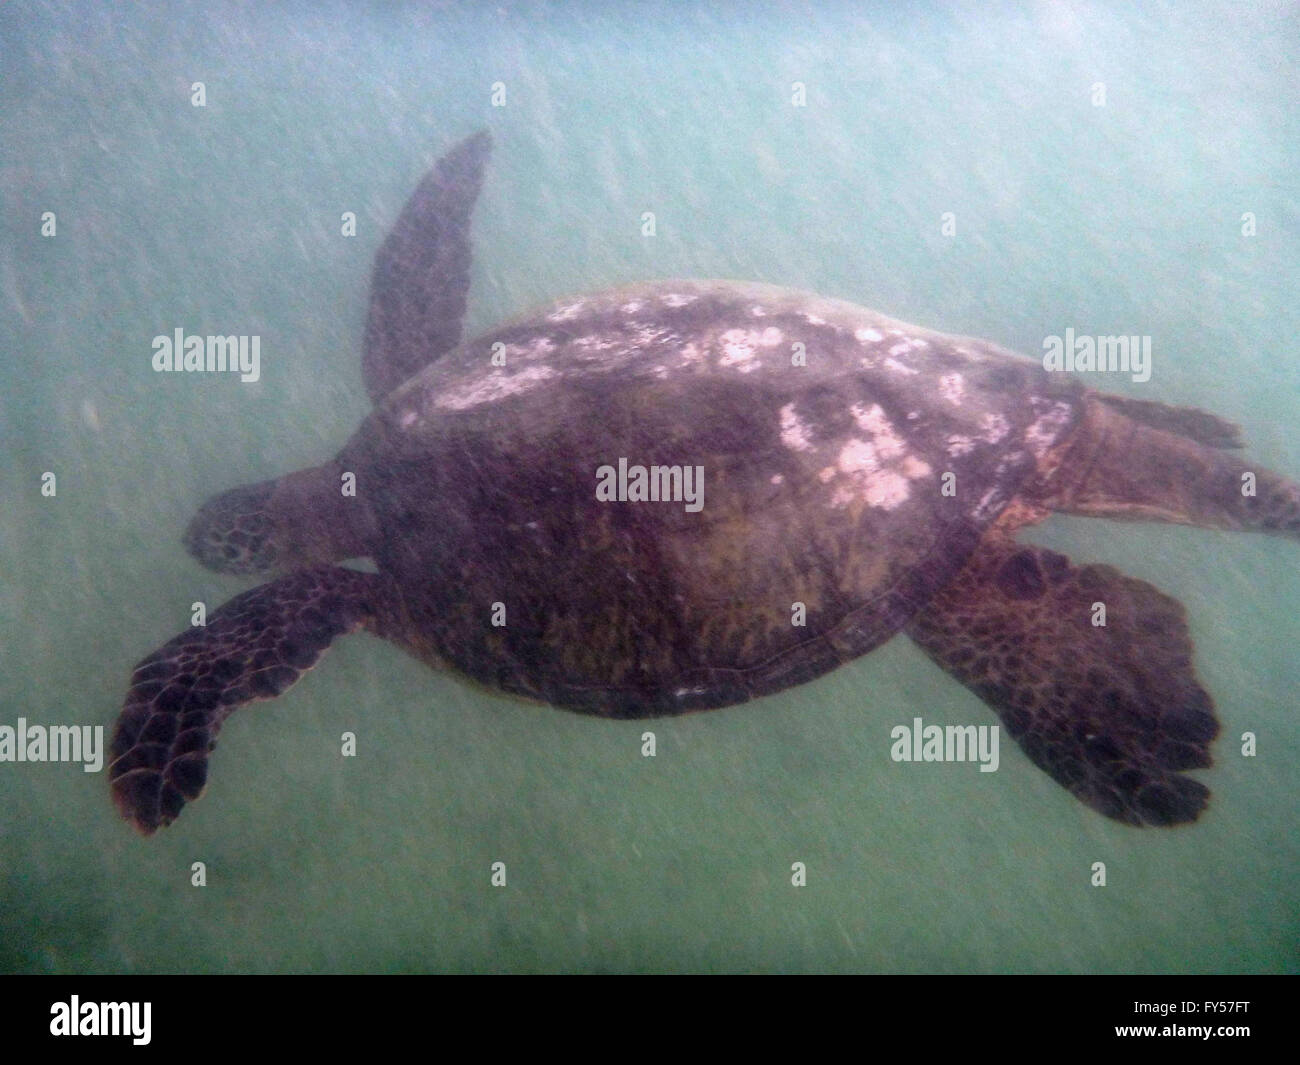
top-left (341, 279), bottom-right (1084, 717)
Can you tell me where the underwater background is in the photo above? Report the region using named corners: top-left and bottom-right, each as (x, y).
top-left (1, 0), bottom-right (1296, 973)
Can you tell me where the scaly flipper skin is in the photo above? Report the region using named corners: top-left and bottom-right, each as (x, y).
top-left (906, 541), bottom-right (1219, 826)
top-left (108, 566), bottom-right (386, 834)
top-left (361, 129), bottom-right (492, 403)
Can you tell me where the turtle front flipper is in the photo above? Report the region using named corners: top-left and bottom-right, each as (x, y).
top-left (108, 566), bottom-right (390, 835)
top-left (361, 129), bottom-right (492, 403)
top-left (904, 540), bottom-right (1219, 827)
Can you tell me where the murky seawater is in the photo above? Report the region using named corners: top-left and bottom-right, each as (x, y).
top-left (1, 1), bottom-right (1297, 973)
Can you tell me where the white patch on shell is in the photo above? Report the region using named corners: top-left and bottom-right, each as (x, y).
top-left (621, 300), bottom-right (644, 314)
top-left (901, 454), bottom-right (932, 478)
top-left (837, 438), bottom-right (880, 475)
top-left (400, 410), bottom-right (418, 428)
top-left (888, 341), bottom-right (911, 356)
top-left (547, 300), bottom-right (588, 322)
top-left (818, 465), bottom-right (837, 482)
top-left (908, 338), bottom-right (930, 351)
top-left (850, 403), bottom-right (905, 459)
top-left (824, 407), bottom-right (931, 511)
top-left (661, 293), bottom-right (696, 308)
top-left (883, 357), bottom-right (919, 376)
top-left (855, 327), bottom-right (884, 343)
top-left (629, 323), bottom-right (674, 347)
top-left (679, 342), bottom-right (704, 366)
top-left (435, 365), bottom-right (558, 410)
top-left (750, 305), bottom-right (767, 317)
top-left (980, 412), bottom-right (1011, 444)
top-left (780, 403), bottom-right (815, 452)
top-left (831, 440), bottom-right (911, 510)
top-left (504, 336), bottom-right (556, 360)
top-left (946, 434), bottom-right (976, 457)
top-left (759, 326), bottom-right (783, 346)
top-left (719, 328), bottom-right (755, 363)
top-left (770, 474), bottom-right (784, 485)
top-left (1025, 401), bottom-right (1074, 457)
top-left (804, 314), bottom-right (826, 326)
top-left (574, 334), bottom-right (621, 354)
top-left (718, 329), bottom-right (765, 372)
top-left (938, 372), bottom-right (964, 405)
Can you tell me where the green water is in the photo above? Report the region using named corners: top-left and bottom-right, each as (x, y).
top-left (1, 1), bottom-right (1297, 973)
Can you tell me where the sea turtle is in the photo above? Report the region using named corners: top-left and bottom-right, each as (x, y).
top-left (108, 130), bottom-right (1300, 835)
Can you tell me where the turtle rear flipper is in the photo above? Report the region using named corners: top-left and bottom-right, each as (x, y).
top-left (108, 566), bottom-right (389, 835)
top-left (1038, 393), bottom-right (1300, 539)
top-left (905, 541), bottom-right (1219, 826)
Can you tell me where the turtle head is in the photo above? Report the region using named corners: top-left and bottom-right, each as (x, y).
top-left (184, 478), bottom-right (282, 574)
top-left (184, 463), bottom-right (374, 574)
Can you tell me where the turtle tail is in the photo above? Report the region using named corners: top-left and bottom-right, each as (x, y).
top-left (184, 461), bottom-right (374, 574)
